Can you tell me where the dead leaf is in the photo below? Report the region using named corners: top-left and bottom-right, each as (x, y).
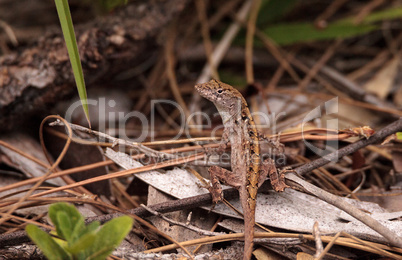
top-left (394, 83), bottom-right (402, 106)
top-left (253, 247), bottom-right (284, 260)
top-left (296, 252), bottom-right (315, 260)
top-left (392, 152), bottom-right (402, 172)
top-left (0, 132), bottom-right (65, 187)
top-left (364, 56), bottom-right (399, 99)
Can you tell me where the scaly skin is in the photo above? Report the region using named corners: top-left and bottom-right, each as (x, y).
top-left (195, 79), bottom-right (264, 260)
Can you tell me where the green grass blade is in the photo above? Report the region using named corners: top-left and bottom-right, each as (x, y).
top-left (54, 0), bottom-right (91, 127)
top-left (338, 6), bottom-right (402, 24)
top-left (262, 6), bottom-right (402, 45)
top-left (264, 22), bottom-right (377, 45)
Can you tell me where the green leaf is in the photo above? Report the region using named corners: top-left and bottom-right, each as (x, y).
top-left (264, 22), bottom-right (377, 45)
top-left (79, 220), bottom-right (100, 237)
top-left (67, 221), bottom-right (100, 254)
top-left (67, 231), bottom-right (97, 254)
top-left (70, 217), bottom-right (86, 244)
top-left (86, 216), bottom-right (133, 260)
top-left (257, 0), bottom-right (298, 25)
top-left (338, 6), bottom-right (402, 24)
top-left (56, 211), bottom-right (73, 242)
top-left (54, 0), bottom-right (91, 127)
top-left (262, 6), bottom-right (402, 45)
top-left (26, 224), bottom-right (72, 260)
top-left (49, 203), bottom-right (84, 242)
top-left (68, 220), bottom-right (100, 249)
top-left (396, 132), bottom-right (402, 140)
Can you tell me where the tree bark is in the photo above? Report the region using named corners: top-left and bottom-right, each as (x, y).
top-left (0, 0), bottom-right (188, 131)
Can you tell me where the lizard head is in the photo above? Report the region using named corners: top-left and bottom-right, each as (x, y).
top-left (195, 79), bottom-right (245, 117)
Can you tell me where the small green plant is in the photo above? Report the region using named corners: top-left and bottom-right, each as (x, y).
top-left (26, 202), bottom-right (133, 260)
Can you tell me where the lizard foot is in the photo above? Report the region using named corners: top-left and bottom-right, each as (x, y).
top-left (195, 178), bottom-right (221, 213)
top-left (208, 166), bottom-right (224, 204)
top-left (261, 158), bottom-right (289, 192)
top-left (274, 167), bottom-right (292, 192)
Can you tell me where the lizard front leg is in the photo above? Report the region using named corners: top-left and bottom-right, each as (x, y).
top-left (207, 166), bottom-right (242, 203)
top-left (202, 130), bottom-right (230, 166)
top-left (213, 129), bottom-right (230, 154)
top-left (260, 158), bottom-right (289, 192)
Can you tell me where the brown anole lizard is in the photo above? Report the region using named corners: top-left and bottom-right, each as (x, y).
top-left (195, 79), bottom-right (288, 260)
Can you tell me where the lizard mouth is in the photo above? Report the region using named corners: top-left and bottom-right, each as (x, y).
top-left (194, 84), bottom-right (210, 98)
top-left (194, 84), bottom-right (204, 92)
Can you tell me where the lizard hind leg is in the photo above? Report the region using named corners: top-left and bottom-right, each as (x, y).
top-left (260, 158), bottom-right (289, 192)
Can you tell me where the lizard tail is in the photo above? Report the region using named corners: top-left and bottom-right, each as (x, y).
top-left (243, 217), bottom-right (254, 260)
top-left (240, 189), bottom-right (255, 260)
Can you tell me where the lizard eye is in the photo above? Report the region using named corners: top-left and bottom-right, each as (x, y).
top-left (217, 89), bottom-right (223, 94)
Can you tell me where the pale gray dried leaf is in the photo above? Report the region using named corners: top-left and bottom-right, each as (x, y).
top-left (105, 148), bottom-right (215, 199)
